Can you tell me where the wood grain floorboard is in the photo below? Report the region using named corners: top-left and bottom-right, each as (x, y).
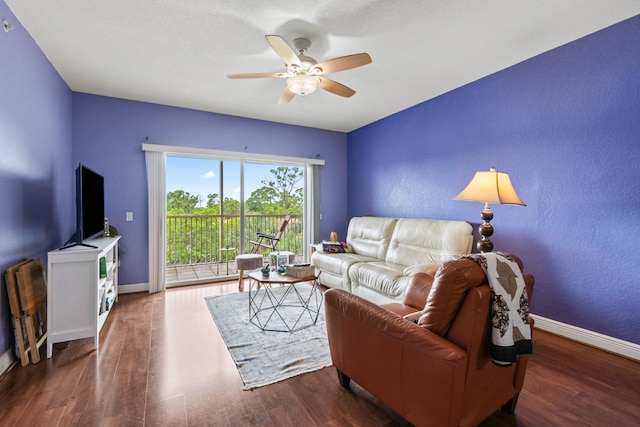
top-left (0, 280), bottom-right (638, 426)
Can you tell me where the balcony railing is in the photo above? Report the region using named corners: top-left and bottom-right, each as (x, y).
top-left (166, 214), bottom-right (304, 267)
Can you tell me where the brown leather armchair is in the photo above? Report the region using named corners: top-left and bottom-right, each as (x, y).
top-left (324, 255), bottom-right (534, 427)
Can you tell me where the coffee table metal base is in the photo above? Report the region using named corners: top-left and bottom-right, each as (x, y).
top-left (248, 271), bottom-right (322, 332)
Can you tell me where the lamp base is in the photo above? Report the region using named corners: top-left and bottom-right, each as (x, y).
top-left (477, 205), bottom-right (494, 253)
top-left (477, 237), bottom-right (494, 253)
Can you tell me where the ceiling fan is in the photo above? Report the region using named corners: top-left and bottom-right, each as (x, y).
top-left (227, 35), bottom-right (372, 104)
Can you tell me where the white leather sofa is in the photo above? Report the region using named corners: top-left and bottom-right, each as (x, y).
top-left (311, 216), bottom-right (473, 305)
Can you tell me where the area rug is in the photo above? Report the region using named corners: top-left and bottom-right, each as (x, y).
top-left (205, 283), bottom-right (332, 390)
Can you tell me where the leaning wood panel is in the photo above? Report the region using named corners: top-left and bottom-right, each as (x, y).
top-left (15, 258), bottom-right (48, 364)
top-left (4, 259), bottom-right (31, 366)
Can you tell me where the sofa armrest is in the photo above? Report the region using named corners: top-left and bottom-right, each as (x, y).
top-left (325, 288), bottom-right (468, 426)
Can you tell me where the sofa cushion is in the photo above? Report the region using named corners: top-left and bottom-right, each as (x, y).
top-left (346, 216), bottom-right (397, 259)
top-left (418, 258), bottom-right (486, 336)
top-left (349, 261), bottom-right (408, 300)
top-left (385, 218), bottom-right (474, 267)
top-left (312, 252), bottom-right (377, 277)
top-left (311, 251), bottom-right (379, 293)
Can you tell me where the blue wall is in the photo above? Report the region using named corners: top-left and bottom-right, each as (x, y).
top-left (348, 15), bottom-right (640, 344)
top-left (72, 94), bottom-right (348, 286)
top-left (0, 2), bottom-right (73, 356)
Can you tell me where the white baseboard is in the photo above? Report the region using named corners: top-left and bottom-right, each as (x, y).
top-left (531, 314), bottom-right (640, 361)
top-left (118, 282), bottom-right (149, 294)
top-left (0, 349), bottom-right (16, 378)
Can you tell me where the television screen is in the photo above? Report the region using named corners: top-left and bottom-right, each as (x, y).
top-left (62, 163), bottom-right (105, 249)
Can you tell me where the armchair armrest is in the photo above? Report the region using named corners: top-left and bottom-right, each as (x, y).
top-left (256, 232), bottom-right (278, 240)
top-left (381, 272), bottom-right (434, 316)
top-left (325, 288), bottom-right (467, 426)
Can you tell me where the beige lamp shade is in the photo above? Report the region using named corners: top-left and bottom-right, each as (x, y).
top-left (454, 167), bottom-right (525, 206)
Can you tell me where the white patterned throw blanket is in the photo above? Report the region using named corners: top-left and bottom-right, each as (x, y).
top-left (462, 252), bottom-right (532, 366)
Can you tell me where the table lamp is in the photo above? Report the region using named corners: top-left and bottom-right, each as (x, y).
top-left (453, 167), bottom-right (525, 252)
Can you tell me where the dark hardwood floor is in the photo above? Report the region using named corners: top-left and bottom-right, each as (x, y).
top-left (1, 281), bottom-right (638, 426)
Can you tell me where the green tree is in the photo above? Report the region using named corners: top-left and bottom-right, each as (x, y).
top-left (222, 197), bottom-right (240, 215)
top-left (255, 166), bottom-right (303, 214)
top-left (167, 190), bottom-right (198, 214)
top-left (166, 166), bottom-right (304, 266)
top-left (246, 186), bottom-right (276, 213)
top-left (206, 193), bottom-right (219, 208)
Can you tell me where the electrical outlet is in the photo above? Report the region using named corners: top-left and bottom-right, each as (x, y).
top-left (126, 212), bottom-right (133, 221)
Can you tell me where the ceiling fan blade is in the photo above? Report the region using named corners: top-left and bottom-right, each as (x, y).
top-left (227, 72), bottom-right (286, 79)
top-left (318, 77), bottom-right (356, 98)
top-left (279, 88), bottom-right (296, 104)
top-left (312, 53), bottom-right (372, 75)
top-left (265, 35), bottom-right (301, 67)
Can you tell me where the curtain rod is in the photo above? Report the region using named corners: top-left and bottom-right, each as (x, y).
top-left (142, 142), bottom-right (325, 166)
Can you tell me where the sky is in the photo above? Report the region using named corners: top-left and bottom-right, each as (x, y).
top-left (166, 156), bottom-right (302, 207)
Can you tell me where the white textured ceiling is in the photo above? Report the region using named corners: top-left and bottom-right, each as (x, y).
top-left (5, 1), bottom-right (640, 132)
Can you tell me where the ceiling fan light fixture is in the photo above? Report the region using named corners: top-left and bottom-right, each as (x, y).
top-left (287, 74), bottom-right (320, 96)
top-left (228, 35), bottom-right (371, 103)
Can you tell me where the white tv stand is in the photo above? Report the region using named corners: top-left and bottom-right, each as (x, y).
top-left (46, 236), bottom-right (120, 358)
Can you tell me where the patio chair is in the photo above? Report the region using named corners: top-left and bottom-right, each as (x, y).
top-left (250, 215), bottom-right (291, 254)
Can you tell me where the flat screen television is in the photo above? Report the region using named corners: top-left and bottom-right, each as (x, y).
top-left (61, 163), bottom-right (105, 249)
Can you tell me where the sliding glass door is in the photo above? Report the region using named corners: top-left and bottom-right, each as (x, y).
top-left (165, 156), bottom-right (305, 286)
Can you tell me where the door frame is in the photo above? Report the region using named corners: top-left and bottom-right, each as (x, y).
top-left (143, 143), bottom-right (324, 292)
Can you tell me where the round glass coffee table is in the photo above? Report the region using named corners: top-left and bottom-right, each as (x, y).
top-left (247, 269), bottom-right (322, 332)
